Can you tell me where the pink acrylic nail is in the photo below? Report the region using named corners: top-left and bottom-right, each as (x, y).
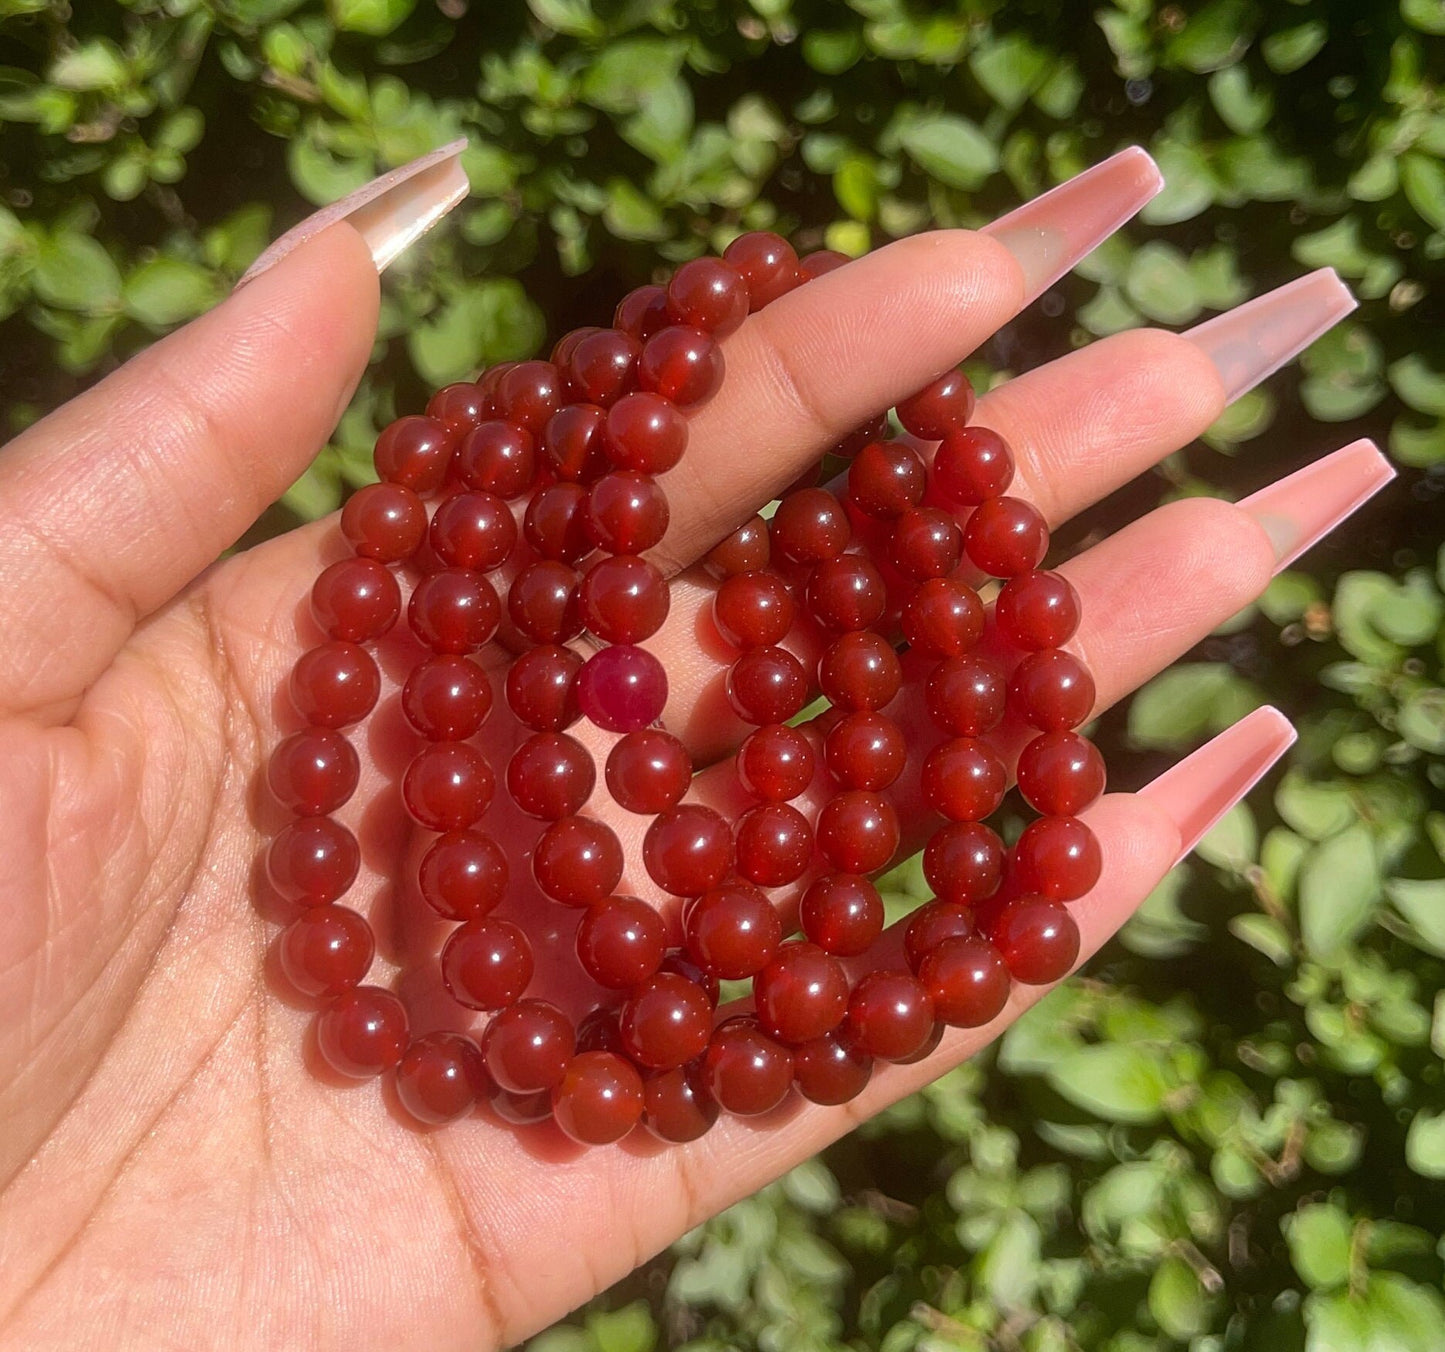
top-left (237, 138), bottom-right (470, 288)
top-left (982, 147), bottom-right (1164, 305)
top-left (1140, 706), bottom-right (1297, 866)
top-left (1184, 269), bottom-right (1357, 404)
top-left (1239, 438), bottom-right (1396, 571)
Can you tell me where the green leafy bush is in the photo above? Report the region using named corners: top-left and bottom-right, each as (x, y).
top-left (3, 0), bottom-right (1442, 1347)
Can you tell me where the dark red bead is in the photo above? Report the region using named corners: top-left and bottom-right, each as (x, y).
top-left (792, 1031), bottom-right (871, 1104)
top-left (604, 392), bottom-right (688, 474)
top-left (396, 1031), bottom-right (487, 1126)
top-left (844, 971), bottom-right (935, 1062)
top-left (991, 895), bottom-right (1080, 984)
top-left (713, 571), bottom-right (796, 649)
top-left (638, 325), bottom-right (724, 407)
top-left (933, 427), bottom-right (1014, 506)
top-left (317, 986), bottom-right (408, 1078)
top-left (455, 420), bottom-right (537, 500)
top-left (508, 561), bottom-right (583, 645)
top-left (439, 912), bottom-right (537, 1011)
top-left (737, 723), bottom-right (815, 802)
top-left (619, 972), bottom-right (714, 1069)
top-left (614, 284), bottom-right (671, 341)
top-left (402, 655), bottom-right (493, 740)
top-left (419, 831), bottom-right (508, 921)
top-left (430, 490), bottom-right (518, 572)
top-left (483, 998), bottom-right (575, 1093)
top-left (921, 737), bottom-right (1006, 822)
top-left (532, 815), bottom-right (624, 907)
top-left (541, 403), bottom-right (609, 483)
top-left (704, 1018), bottom-right (794, 1116)
top-left (579, 554), bottom-right (669, 643)
top-left (727, 645), bottom-right (809, 725)
top-left (923, 821), bottom-right (1005, 904)
top-left (964, 495), bottom-right (1049, 578)
top-left (667, 257), bottom-right (749, 335)
top-left (505, 644), bottom-right (583, 731)
top-left (1016, 731), bottom-right (1106, 816)
top-left (722, 231), bottom-right (800, 309)
top-left (495, 360), bottom-right (563, 434)
top-left (341, 482), bottom-right (427, 562)
top-left (925, 654), bottom-right (1007, 737)
top-left (268, 729), bottom-right (360, 816)
top-left (799, 873), bottom-right (884, 957)
top-left (524, 481), bottom-right (594, 563)
top-left (832, 414), bottom-right (890, 460)
top-left (703, 515), bottom-right (770, 578)
top-left (816, 789), bottom-right (899, 874)
top-left (575, 643), bottom-right (668, 733)
top-left (575, 1006), bottom-right (627, 1056)
top-left (643, 1063), bottom-right (718, 1141)
top-left (798, 249), bottom-right (851, 281)
top-left (848, 441), bottom-right (927, 519)
top-left (267, 816), bottom-right (359, 905)
top-left (475, 361), bottom-right (516, 413)
top-left (552, 1051), bottom-right (645, 1144)
top-left (735, 802), bottom-right (813, 887)
top-left (995, 570), bottom-right (1081, 651)
top-left (290, 642), bottom-right (380, 728)
top-left (409, 568), bottom-right (501, 653)
top-left (1009, 649), bottom-right (1096, 731)
top-left (770, 487), bottom-right (850, 564)
top-left (919, 935), bottom-right (1011, 1025)
top-left (657, 951), bottom-right (721, 1006)
top-left (311, 557), bottom-right (400, 642)
top-left (904, 900), bottom-right (976, 972)
top-left (426, 381), bottom-right (488, 435)
top-left (824, 710), bottom-right (906, 790)
top-left (643, 804), bottom-right (734, 896)
top-left (605, 729), bottom-right (692, 814)
top-left (586, 471), bottom-right (670, 554)
top-left (402, 741), bottom-right (494, 831)
top-left (818, 631), bottom-right (902, 712)
top-left (685, 881), bottom-right (783, 979)
top-left (567, 328), bottom-right (642, 406)
top-left (489, 1086), bottom-right (553, 1125)
top-left (576, 896), bottom-right (668, 989)
top-left (896, 368), bottom-right (976, 440)
top-left (1011, 815), bottom-right (1102, 901)
top-left (890, 506), bottom-right (963, 582)
top-left (806, 553), bottom-right (887, 632)
top-left (506, 732), bottom-right (595, 820)
top-left (754, 941), bottom-right (849, 1044)
top-left (551, 326), bottom-right (601, 368)
top-left (901, 577), bottom-right (985, 658)
top-left (374, 415), bottom-right (454, 494)
top-left (279, 904), bottom-right (374, 997)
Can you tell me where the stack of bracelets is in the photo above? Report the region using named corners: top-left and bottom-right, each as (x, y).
top-left (264, 231), bottom-right (1103, 1146)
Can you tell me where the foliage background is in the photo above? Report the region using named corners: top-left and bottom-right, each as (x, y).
top-left (3, 0), bottom-right (1445, 1347)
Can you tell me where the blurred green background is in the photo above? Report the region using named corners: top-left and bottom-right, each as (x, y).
top-left (3, 0), bottom-right (1444, 1347)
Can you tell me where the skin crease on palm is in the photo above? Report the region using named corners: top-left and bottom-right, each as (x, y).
top-left (0, 165), bottom-right (1380, 1350)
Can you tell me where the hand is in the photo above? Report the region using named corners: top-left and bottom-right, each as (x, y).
top-left (0, 149), bottom-right (1388, 1351)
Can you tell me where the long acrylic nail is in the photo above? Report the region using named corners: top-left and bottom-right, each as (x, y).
top-left (1184, 269), bottom-right (1357, 404)
top-left (1141, 706), bottom-right (1296, 866)
top-left (237, 138), bottom-right (470, 288)
top-left (1239, 438), bottom-right (1395, 571)
top-left (982, 147), bottom-right (1163, 305)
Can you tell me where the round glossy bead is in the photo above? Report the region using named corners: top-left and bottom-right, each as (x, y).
top-left (703, 515), bottom-right (770, 578)
top-left (704, 1018), bottom-right (794, 1116)
top-left (923, 821), bottom-right (1005, 904)
top-left (566, 328), bottom-right (642, 406)
top-left (506, 732), bottom-right (595, 820)
top-left (903, 900), bottom-right (976, 973)
top-left (848, 441), bottom-right (927, 519)
top-left (1009, 649), bottom-right (1096, 731)
top-left (613, 285), bottom-right (670, 342)
top-left (1016, 731), bottom-right (1106, 816)
top-left (619, 972), bottom-right (714, 1069)
top-left (643, 1063), bottom-right (719, 1142)
top-left (402, 742), bottom-right (494, 831)
top-left (409, 569), bottom-right (501, 653)
top-left (455, 420), bottom-right (537, 499)
top-left (483, 999), bottom-right (575, 1093)
top-left (964, 495), bottom-right (1049, 578)
top-left (896, 368), bottom-right (976, 440)
top-left (524, 481), bottom-right (594, 563)
top-left (737, 723), bottom-right (815, 802)
top-left (575, 1006), bottom-right (627, 1056)
top-left (798, 248), bottom-right (851, 280)
top-left (792, 1031), bottom-right (871, 1105)
top-left (267, 817), bottom-right (359, 905)
top-left (932, 427), bottom-right (1014, 506)
top-left (1011, 816), bottom-right (1102, 901)
top-left (805, 553), bottom-right (887, 632)
top-left (713, 571), bottom-right (795, 649)
top-left (402, 655), bottom-right (493, 740)
top-left (419, 830), bottom-right (508, 921)
top-left (925, 655), bottom-right (1007, 737)
top-left (832, 414), bottom-right (890, 460)
top-left (815, 790), bottom-right (899, 874)
top-left (579, 554), bottom-right (669, 644)
top-left (722, 231), bottom-right (800, 309)
top-left (799, 873), bottom-right (884, 957)
top-left (844, 971), bottom-right (936, 1061)
top-left (508, 561), bottom-right (583, 645)
top-left (552, 1051), bottom-right (646, 1145)
top-left (541, 403), bottom-right (609, 483)
top-left (316, 986), bottom-right (408, 1078)
top-left (430, 491), bottom-right (518, 572)
top-left (890, 506), bottom-right (963, 582)
top-left (576, 896), bottom-right (668, 989)
top-left (995, 570), bottom-right (1081, 651)
top-left (726, 646), bottom-right (809, 725)
top-left (658, 951), bottom-right (721, 1006)
top-left (290, 642), bottom-right (380, 728)
top-left (532, 816), bottom-right (624, 907)
top-left (396, 1031), bottom-right (487, 1126)
top-left (575, 644), bottom-right (668, 733)
top-left (552, 327), bottom-right (601, 367)
top-left (921, 737), bottom-right (1006, 822)
top-left (373, 415), bottom-right (453, 493)
top-left (311, 557), bottom-right (400, 642)
top-left (685, 881), bottom-right (782, 979)
top-left (605, 393), bottom-right (688, 474)
top-left (818, 632), bottom-right (902, 712)
top-left (734, 802), bottom-right (813, 887)
top-left (992, 895), bottom-right (1080, 984)
top-left (901, 577), bottom-right (985, 658)
top-left (586, 471), bottom-right (670, 554)
top-left (341, 482), bottom-right (427, 562)
top-left (495, 360), bottom-right (563, 434)
top-left (505, 644), bottom-right (582, 731)
top-left (666, 256), bottom-right (749, 335)
top-left (643, 804), bottom-right (733, 896)
top-left (824, 711), bottom-right (906, 791)
top-left (426, 381), bottom-right (488, 435)
top-left (754, 941), bottom-right (849, 1044)
top-left (639, 325), bottom-right (724, 407)
top-left (268, 729), bottom-right (360, 816)
top-left (489, 1086), bottom-right (553, 1125)
top-left (770, 487), bottom-right (850, 564)
top-left (278, 904), bottom-right (374, 997)
top-left (604, 729), bottom-right (691, 814)
top-left (918, 935), bottom-right (1011, 1026)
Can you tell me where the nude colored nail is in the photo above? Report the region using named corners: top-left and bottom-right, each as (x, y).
top-left (982, 147), bottom-right (1164, 305)
top-left (1141, 706), bottom-right (1297, 866)
top-left (1239, 438), bottom-right (1395, 571)
top-left (236, 138), bottom-right (470, 288)
top-left (1184, 269), bottom-right (1357, 404)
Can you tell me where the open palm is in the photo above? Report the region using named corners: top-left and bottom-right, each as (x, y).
top-left (0, 154), bottom-right (1382, 1351)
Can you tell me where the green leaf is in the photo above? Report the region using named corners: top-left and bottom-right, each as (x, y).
top-left (1398, 690), bottom-right (1445, 754)
top-left (1299, 824), bottom-right (1380, 959)
top-left (1390, 418), bottom-right (1445, 468)
top-left (1403, 0), bottom-right (1445, 34)
top-left (1120, 868), bottom-right (1210, 957)
top-left (1127, 663), bottom-right (1263, 750)
top-left (527, 0), bottom-right (602, 38)
top-left (1032, 60), bottom-right (1084, 119)
top-left (1141, 141), bottom-right (1215, 224)
top-left (1046, 1045), bottom-right (1169, 1124)
top-left (1149, 1256), bottom-right (1210, 1339)
top-left (1196, 803), bottom-right (1259, 872)
top-left (580, 39), bottom-right (685, 113)
top-left (1276, 771), bottom-right (1353, 840)
top-left (32, 231), bottom-right (122, 313)
top-left (1401, 154), bottom-right (1445, 231)
top-left (782, 1158), bottom-right (842, 1213)
top-left (288, 139), bottom-right (373, 208)
top-left (975, 1212), bottom-right (1040, 1307)
top-left (122, 257), bottom-right (217, 327)
top-left (1209, 65), bottom-right (1272, 134)
top-left (1262, 21), bottom-right (1327, 72)
top-left (602, 179), bottom-right (669, 241)
top-left (1385, 877), bottom-right (1445, 955)
top-left (48, 37), bottom-right (128, 91)
top-left (969, 33), bottom-right (1051, 111)
top-left (586, 1301), bottom-right (655, 1352)
top-left (1124, 240), bottom-right (1201, 324)
top-left (329, 0), bottom-right (417, 35)
top-left (897, 114), bottom-right (999, 190)
top-left (1230, 913), bottom-right (1294, 965)
top-left (802, 29), bottom-right (863, 75)
top-left (1286, 1203), bottom-right (1353, 1290)
top-left (1390, 353), bottom-right (1445, 417)
top-left (1167, 0), bottom-right (1254, 71)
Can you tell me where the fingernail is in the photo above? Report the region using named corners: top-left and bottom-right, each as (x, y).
top-left (982, 147), bottom-right (1163, 305)
top-left (237, 138), bottom-right (470, 288)
top-left (1239, 438), bottom-right (1395, 571)
top-left (1184, 269), bottom-right (1357, 404)
top-left (1140, 706), bottom-right (1296, 866)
